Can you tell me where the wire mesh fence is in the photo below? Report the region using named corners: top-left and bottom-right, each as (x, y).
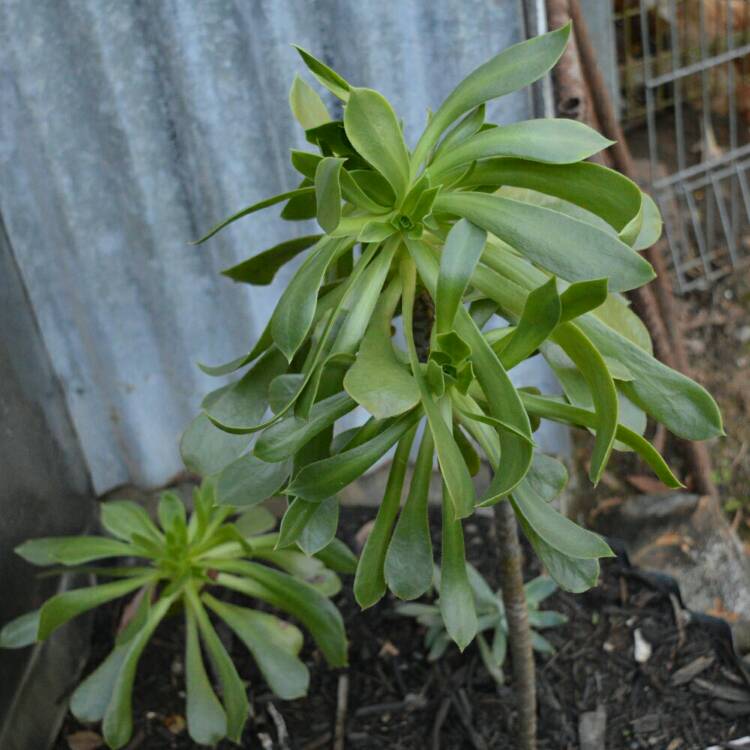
top-left (614, 0), bottom-right (750, 291)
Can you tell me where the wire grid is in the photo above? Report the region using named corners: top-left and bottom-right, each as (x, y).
top-left (614, 0), bottom-right (750, 292)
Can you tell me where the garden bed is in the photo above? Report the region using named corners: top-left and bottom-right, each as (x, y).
top-left (56, 506), bottom-right (749, 750)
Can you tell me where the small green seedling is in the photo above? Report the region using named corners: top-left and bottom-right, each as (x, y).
top-left (0, 482), bottom-right (353, 749)
top-left (397, 566), bottom-right (566, 684)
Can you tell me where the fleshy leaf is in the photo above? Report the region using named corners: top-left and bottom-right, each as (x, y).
top-left (215, 453), bottom-right (291, 506)
top-left (289, 74), bottom-right (330, 130)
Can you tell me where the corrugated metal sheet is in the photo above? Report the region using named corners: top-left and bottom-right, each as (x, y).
top-left (0, 0), bottom-right (566, 493)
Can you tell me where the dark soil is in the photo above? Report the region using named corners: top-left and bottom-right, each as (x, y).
top-left (55, 506), bottom-right (749, 750)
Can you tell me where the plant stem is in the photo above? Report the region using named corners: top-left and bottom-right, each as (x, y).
top-left (493, 499), bottom-right (536, 750)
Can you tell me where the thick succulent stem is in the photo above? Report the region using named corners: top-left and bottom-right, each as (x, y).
top-left (493, 499), bottom-right (537, 750)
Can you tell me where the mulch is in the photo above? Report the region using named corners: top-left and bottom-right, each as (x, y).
top-left (56, 506), bottom-right (750, 750)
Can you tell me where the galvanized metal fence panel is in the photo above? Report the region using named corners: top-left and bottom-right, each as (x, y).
top-left (0, 0), bottom-right (565, 493)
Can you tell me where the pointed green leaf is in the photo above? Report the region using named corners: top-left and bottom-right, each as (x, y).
top-left (349, 169), bottom-right (396, 206)
top-left (185, 607), bottom-right (227, 745)
top-left (496, 276), bottom-right (560, 370)
top-left (286, 411), bottom-right (420, 502)
top-left (516, 512), bottom-right (600, 593)
top-left (315, 157), bottom-right (345, 233)
top-left (187, 589), bottom-right (248, 743)
top-left (271, 237), bottom-right (351, 361)
top-left (38, 575), bottom-right (152, 642)
top-left (215, 453), bottom-right (291, 507)
top-left (0, 610), bottom-right (41, 649)
top-left (193, 188), bottom-right (314, 244)
top-left (221, 234), bottom-right (322, 286)
top-left (344, 87), bottom-right (410, 200)
top-left (215, 560), bottom-right (347, 666)
top-left (412, 24), bottom-right (571, 169)
top-left (512, 480), bottom-right (611, 560)
top-left (438, 192), bottom-right (654, 293)
top-left (439, 491), bottom-right (478, 650)
top-left (102, 594), bottom-right (176, 749)
top-left (384, 428), bottom-right (435, 600)
top-left (357, 220), bottom-right (396, 243)
top-left (435, 219), bottom-right (487, 335)
top-left (432, 104), bottom-right (485, 161)
top-left (256, 392), bottom-right (356, 463)
top-left (15, 536), bottom-right (133, 567)
top-left (314, 537), bottom-right (358, 574)
top-left (277, 497), bottom-right (318, 549)
top-left (100, 500), bottom-right (162, 544)
top-left (354, 428), bottom-right (416, 608)
top-left (205, 596), bottom-right (309, 699)
top-left (298, 496), bottom-right (339, 555)
top-left (525, 452), bottom-right (568, 503)
top-left (293, 46), bottom-right (351, 101)
top-left (289, 74), bottom-right (330, 130)
top-left (430, 118), bottom-right (613, 178)
top-left (552, 322), bottom-right (618, 484)
top-left (559, 278), bottom-right (608, 322)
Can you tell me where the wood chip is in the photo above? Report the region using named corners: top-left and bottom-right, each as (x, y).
top-left (163, 714), bottom-right (186, 734)
top-left (379, 640), bottom-right (400, 657)
top-left (692, 678), bottom-right (750, 703)
top-left (671, 655), bottom-right (714, 686)
top-left (579, 705), bottom-right (607, 750)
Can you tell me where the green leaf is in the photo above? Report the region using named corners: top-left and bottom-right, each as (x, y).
top-left (516, 512), bottom-right (599, 593)
top-left (457, 159), bottom-right (645, 243)
top-left (215, 560), bottom-right (347, 666)
top-left (592, 292), bottom-right (652, 354)
top-left (38, 575), bottom-right (152, 642)
top-left (205, 596), bottom-right (309, 699)
top-left (203, 348), bottom-right (288, 434)
top-left (187, 589), bottom-right (248, 743)
top-left (412, 23), bottom-right (571, 169)
top-left (344, 87), bottom-right (410, 201)
top-left (258, 548), bottom-right (340, 596)
top-left (495, 276), bottom-right (560, 370)
top-left (221, 234), bottom-right (322, 286)
top-left (293, 46), bottom-right (351, 101)
top-left (271, 237), bottom-right (351, 361)
top-left (71, 641), bottom-right (131, 722)
top-left (559, 279), bottom-right (608, 322)
top-left (578, 314), bottom-right (723, 441)
top-left (552, 322), bottom-right (618, 485)
top-left (0, 610), bottom-right (41, 649)
top-left (235, 506), bottom-right (277, 537)
top-left (439, 490), bottom-right (478, 650)
top-left (350, 169), bottom-right (396, 206)
top-left (354, 428), bottom-right (416, 608)
top-left (157, 492), bottom-right (187, 536)
top-left (193, 188), bottom-right (314, 244)
top-left (15, 536), bottom-right (133, 566)
top-left (256, 392), bottom-right (356, 463)
top-left (435, 219), bottom-right (487, 335)
top-left (384, 428), bottom-right (435, 600)
top-left (520, 391), bottom-right (683, 487)
top-left (430, 118), bottom-right (613, 178)
top-left (344, 278), bottom-right (420, 419)
top-left (286, 411), bottom-right (420, 502)
top-left (289, 74), bottom-right (330, 130)
top-left (525, 452), bottom-right (568, 503)
top-left (315, 157), bottom-right (345, 233)
top-left (634, 192), bottom-right (662, 250)
top-left (432, 104), bottom-right (485, 161)
top-left (280, 187), bottom-right (317, 220)
top-left (454, 423), bottom-right (481, 476)
top-left (184, 606), bottom-right (227, 745)
top-left (102, 594), bottom-right (176, 749)
top-left (100, 500), bottom-right (162, 544)
top-left (438, 192), bottom-right (655, 293)
top-left (180, 413), bottom-right (249, 475)
top-left (314, 537), bottom-right (358, 574)
top-left (511, 481), bottom-right (612, 560)
top-left (277, 497), bottom-right (318, 549)
top-left (298, 496), bottom-right (339, 555)
top-left (357, 220), bottom-right (396, 243)
top-left (215, 453), bottom-right (291, 506)
top-left (291, 150), bottom-right (321, 180)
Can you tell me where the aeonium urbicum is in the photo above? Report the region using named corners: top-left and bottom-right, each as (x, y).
top-left (187, 22), bottom-right (722, 656)
top-left (0, 483), bottom-right (352, 749)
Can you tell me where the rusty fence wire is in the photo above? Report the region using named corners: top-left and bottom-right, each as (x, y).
top-left (614, 0), bottom-right (750, 291)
